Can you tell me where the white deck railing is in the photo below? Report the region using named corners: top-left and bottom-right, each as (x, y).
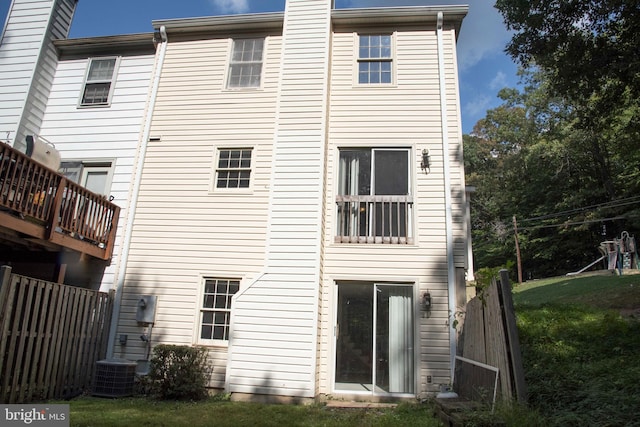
top-left (335, 195), bottom-right (413, 244)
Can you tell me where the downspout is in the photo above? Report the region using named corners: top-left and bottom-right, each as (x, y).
top-left (107, 26), bottom-right (168, 358)
top-left (436, 11), bottom-right (457, 381)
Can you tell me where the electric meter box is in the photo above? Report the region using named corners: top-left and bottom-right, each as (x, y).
top-left (135, 295), bottom-right (157, 324)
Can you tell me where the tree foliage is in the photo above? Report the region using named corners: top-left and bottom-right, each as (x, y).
top-left (466, 69), bottom-right (640, 278)
top-left (495, 0), bottom-right (640, 103)
top-left (466, 1), bottom-right (640, 278)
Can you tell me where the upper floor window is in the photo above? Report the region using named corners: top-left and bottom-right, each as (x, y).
top-left (336, 148), bottom-right (413, 244)
top-left (358, 35), bottom-right (393, 84)
top-left (199, 277), bottom-right (240, 343)
top-left (227, 38), bottom-right (264, 88)
top-left (215, 148), bottom-right (252, 189)
top-left (80, 58), bottom-right (118, 107)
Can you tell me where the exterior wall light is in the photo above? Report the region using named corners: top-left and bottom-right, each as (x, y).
top-left (422, 291), bottom-right (432, 310)
top-left (421, 149), bottom-right (431, 174)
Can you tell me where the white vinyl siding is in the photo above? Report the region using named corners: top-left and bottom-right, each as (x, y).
top-left (319, 25), bottom-right (466, 397)
top-left (442, 29), bottom-right (468, 268)
top-left (226, 0), bottom-right (330, 398)
top-left (0, 0), bottom-right (76, 152)
top-left (39, 52), bottom-right (155, 292)
top-left (117, 32), bottom-right (282, 383)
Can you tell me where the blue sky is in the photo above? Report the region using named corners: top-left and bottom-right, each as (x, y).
top-left (0, 0), bottom-right (518, 134)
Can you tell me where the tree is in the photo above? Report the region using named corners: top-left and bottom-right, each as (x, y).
top-left (495, 0), bottom-right (640, 103)
top-left (466, 2), bottom-right (640, 277)
top-left (465, 69), bottom-right (640, 278)
top-left (495, 0), bottom-right (640, 201)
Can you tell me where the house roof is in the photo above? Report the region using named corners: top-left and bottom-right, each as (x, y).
top-left (332, 6), bottom-right (468, 37)
top-left (152, 5), bottom-right (468, 39)
top-left (52, 4), bottom-right (469, 55)
top-left (53, 33), bottom-right (156, 58)
top-left (152, 12), bottom-right (285, 36)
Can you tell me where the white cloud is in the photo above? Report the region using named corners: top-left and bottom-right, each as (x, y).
top-left (464, 94), bottom-right (492, 117)
top-left (209, 0), bottom-right (250, 14)
top-left (489, 71), bottom-right (508, 91)
top-left (454, 2), bottom-right (512, 71)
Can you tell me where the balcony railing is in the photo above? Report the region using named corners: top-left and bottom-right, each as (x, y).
top-left (0, 141), bottom-right (119, 260)
top-left (335, 195), bottom-right (414, 244)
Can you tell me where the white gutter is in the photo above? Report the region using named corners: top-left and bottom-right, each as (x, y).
top-left (107, 26), bottom-right (168, 358)
top-left (436, 11), bottom-right (458, 382)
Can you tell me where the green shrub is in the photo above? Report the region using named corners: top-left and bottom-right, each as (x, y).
top-left (148, 344), bottom-right (211, 400)
top-left (475, 261), bottom-right (515, 292)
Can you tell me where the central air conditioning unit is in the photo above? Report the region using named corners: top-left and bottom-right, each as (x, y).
top-left (92, 359), bottom-right (138, 398)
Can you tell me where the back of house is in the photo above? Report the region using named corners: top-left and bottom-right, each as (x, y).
top-left (0, 0), bottom-right (471, 402)
top-left (111, 0), bottom-right (470, 402)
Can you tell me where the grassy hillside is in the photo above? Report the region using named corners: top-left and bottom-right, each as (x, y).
top-left (513, 272), bottom-right (640, 311)
top-left (511, 272), bottom-right (640, 427)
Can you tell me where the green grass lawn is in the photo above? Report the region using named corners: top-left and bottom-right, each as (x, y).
top-left (59, 273), bottom-right (640, 427)
top-left (61, 398), bottom-right (443, 427)
top-left (512, 273), bottom-right (640, 427)
top-left (512, 272), bottom-right (640, 310)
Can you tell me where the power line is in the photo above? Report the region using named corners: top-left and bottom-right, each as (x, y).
top-left (518, 215), bottom-right (629, 231)
top-left (518, 195), bottom-right (640, 223)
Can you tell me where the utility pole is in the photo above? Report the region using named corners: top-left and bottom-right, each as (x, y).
top-left (513, 215), bottom-right (523, 285)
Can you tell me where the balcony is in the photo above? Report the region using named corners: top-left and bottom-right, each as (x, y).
top-left (0, 141), bottom-right (119, 260)
top-left (335, 195), bottom-right (414, 245)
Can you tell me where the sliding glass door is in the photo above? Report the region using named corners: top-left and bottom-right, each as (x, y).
top-left (335, 282), bottom-right (414, 395)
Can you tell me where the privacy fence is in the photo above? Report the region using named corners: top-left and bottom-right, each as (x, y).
top-left (455, 269), bottom-right (527, 404)
top-left (0, 266), bottom-right (114, 403)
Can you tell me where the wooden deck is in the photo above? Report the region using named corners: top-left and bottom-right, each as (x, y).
top-left (0, 141), bottom-right (119, 260)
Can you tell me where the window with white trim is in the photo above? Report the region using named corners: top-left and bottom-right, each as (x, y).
top-left (227, 38), bottom-right (264, 88)
top-left (336, 148), bottom-right (413, 244)
top-left (358, 35), bottom-right (393, 84)
top-left (199, 278), bottom-right (239, 342)
top-left (80, 58), bottom-right (118, 106)
top-left (215, 148), bottom-right (252, 189)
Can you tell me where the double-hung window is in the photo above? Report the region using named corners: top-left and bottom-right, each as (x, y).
top-left (227, 38), bottom-right (264, 88)
top-left (199, 278), bottom-right (240, 343)
top-left (80, 57), bottom-right (118, 106)
top-left (336, 148), bottom-right (413, 244)
top-left (358, 35), bottom-right (393, 84)
top-left (215, 148), bottom-right (252, 189)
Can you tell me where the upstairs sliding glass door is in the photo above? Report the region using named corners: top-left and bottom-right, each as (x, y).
top-left (334, 282), bottom-right (414, 395)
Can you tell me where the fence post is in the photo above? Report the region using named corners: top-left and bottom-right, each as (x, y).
top-left (498, 269), bottom-right (528, 402)
top-left (0, 266), bottom-right (14, 402)
top-left (0, 265), bottom-right (12, 328)
top-left (0, 265), bottom-right (10, 301)
top-left (45, 177), bottom-right (67, 240)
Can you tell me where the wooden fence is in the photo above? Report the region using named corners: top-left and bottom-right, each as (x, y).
top-left (455, 269), bottom-right (527, 404)
top-left (0, 266), bottom-right (114, 403)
